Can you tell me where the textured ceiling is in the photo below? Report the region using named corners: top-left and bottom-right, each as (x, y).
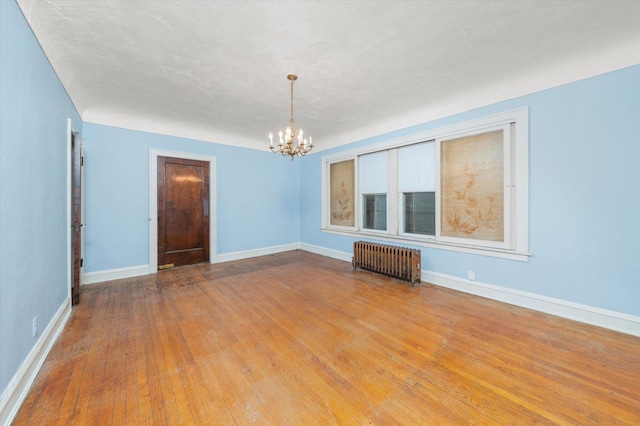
top-left (16, 0), bottom-right (640, 152)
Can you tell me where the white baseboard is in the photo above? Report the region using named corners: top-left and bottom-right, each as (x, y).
top-left (215, 243), bottom-right (301, 263)
top-left (0, 297), bottom-right (71, 426)
top-left (299, 243), bottom-right (353, 263)
top-left (82, 264), bottom-right (150, 284)
top-left (83, 243), bottom-right (303, 283)
top-left (298, 244), bottom-right (640, 337)
top-left (423, 271), bottom-right (640, 337)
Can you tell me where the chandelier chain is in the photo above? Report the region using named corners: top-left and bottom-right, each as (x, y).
top-left (290, 78), bottom-right (294, 123)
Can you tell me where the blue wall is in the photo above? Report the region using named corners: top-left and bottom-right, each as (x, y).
top-left (81, 123), bottom-right (301, 272)
top-left (300, 65), bottom-right (640, 317)
top-left (0, 0), bottom-right (82, 398)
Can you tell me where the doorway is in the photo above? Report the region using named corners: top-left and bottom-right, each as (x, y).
top-left (149, 150), bottom-right (217, 273)
top-left (157, 156), bottom-right (210, 268)
top-left (68, 122), bottom-right (83, 305)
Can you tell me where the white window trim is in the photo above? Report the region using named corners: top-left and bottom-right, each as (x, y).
top-left (321, 107), bottom-right (530, 262)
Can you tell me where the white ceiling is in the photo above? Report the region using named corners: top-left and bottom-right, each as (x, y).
top-left (16, 0), bottom-right (640, 152)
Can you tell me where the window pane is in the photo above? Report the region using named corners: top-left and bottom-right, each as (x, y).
top-left (363, 194), bottom-right (387, 230)
top-left (404, 192), bottom-right (435, 235)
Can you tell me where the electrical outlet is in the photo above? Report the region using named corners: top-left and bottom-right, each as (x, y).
top-left (467, 270), bottom-right (476, 281)
top-left (32, 317), bottom-right (38, 337)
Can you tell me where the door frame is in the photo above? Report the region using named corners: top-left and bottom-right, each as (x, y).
top-left (66, 119), bottom-right (84, 304)
top-left (149, 149), bottom-right (217, 273)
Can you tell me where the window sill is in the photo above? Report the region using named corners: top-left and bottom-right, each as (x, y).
top-left (321, 227), bottom-right (531, 262)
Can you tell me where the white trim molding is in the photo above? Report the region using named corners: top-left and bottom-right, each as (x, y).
top-left (320, 228), bottom-right (531, 262)
top-left (298, 244), bottom-right (640, 337)
top-left (299, 243), bottom-right (353, 263)
top-left (82, 243), bottom-right (301, 283)
top-left (0, 297), bottom-right (71, 426)
top-left (83, 264), bottom-right (151, 285)
top-left (149, 149), bottom-right (217, 273)
top-left (216, 243), bottom-right (302, 263)
top-left (423, 271), bottom-right (640, 337)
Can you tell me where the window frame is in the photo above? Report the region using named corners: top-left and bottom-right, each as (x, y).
top-left (321, 107), bottom-right (529, 261)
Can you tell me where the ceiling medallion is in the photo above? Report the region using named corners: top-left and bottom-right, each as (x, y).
top-left (269, 74), bottom-right (313, 160)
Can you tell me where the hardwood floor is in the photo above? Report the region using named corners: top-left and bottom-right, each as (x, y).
top-left (14, 251), bottom-right (640, 425)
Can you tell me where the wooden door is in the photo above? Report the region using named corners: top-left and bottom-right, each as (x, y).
top-left (71, 132), bottom-right (82, 305)
top-left (157, 156), bottom-right (210, 268)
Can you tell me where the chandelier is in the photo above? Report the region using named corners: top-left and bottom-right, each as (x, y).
top-left (269, 74), bottom-right (313, 160)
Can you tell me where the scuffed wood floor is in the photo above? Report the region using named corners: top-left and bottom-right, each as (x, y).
top-left (14, 251), bottom-right (640, 424)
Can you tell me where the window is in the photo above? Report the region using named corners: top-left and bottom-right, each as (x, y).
top-left (398, 142), bottom-right (435, 236)
top-left (359, 151), bottom-right (388, 231)
top-left (322, 107), bottom-right (529, 261)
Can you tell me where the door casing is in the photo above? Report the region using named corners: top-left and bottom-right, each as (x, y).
top-left (67, 119), bottom-right (84, 305)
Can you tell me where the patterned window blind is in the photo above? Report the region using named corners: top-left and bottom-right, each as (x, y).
top-left (440, 130), bottom-right (505, 242)
top-left (329, 159), bottom-right (355, 227)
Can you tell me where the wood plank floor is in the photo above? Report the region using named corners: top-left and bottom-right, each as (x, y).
top-left (13, 251), bottom-right (640, 425)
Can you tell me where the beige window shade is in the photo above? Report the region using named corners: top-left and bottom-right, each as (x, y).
top-left (440, 130), bottom-right (504, 242)
top-left (329, 159), bottom-right (355, 227)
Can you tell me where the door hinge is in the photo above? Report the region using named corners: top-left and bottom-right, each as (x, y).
top-left (80, 258), bottom-right (83, 267)
top-left (81, 156), bottom-right (84, 166)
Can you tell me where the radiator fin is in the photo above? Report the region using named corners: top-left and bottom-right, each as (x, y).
top-left (352, 241), bottom-right (421, 286)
